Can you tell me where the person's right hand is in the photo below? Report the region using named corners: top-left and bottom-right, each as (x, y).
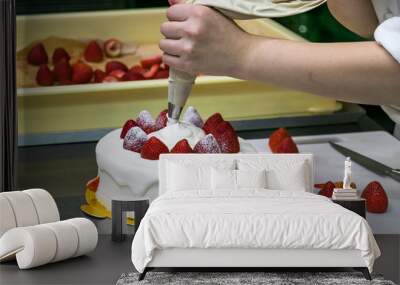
top-left (159, 2), bottom-right (255, 76)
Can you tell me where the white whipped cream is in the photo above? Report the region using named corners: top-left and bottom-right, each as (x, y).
top-left (149, 122), bottom-right (205, 149)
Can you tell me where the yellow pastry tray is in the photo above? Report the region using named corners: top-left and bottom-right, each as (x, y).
top-left (17, 8), bottom-right (341, 136)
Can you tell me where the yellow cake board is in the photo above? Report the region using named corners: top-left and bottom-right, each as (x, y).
top-left (16, 8), bottom-right (341, 136)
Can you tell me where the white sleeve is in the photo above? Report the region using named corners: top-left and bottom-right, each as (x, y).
top-left (374, 16), bottom-right (400, 63)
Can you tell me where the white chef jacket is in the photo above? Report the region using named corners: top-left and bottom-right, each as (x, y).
top-left (371, 0), bottom-right (400, 138)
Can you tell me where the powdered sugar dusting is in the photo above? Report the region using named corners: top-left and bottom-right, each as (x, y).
top-left (183, 106), bottom-right (204, 128)
top-left (136, 110), bottom-right (155, 132)
top-left (123, 127), bottom-right (148, 152)
top-left (194, 134), bottom-right (221, 153)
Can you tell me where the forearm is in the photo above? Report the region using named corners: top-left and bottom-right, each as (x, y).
top-left (237, 37), bottom-right (400, 105)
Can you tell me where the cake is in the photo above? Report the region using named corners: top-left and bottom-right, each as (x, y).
top-left (80, 106), bottom-right (257, 222)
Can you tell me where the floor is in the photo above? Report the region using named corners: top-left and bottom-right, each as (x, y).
top-left (2, 124), bottom-right (400, 285)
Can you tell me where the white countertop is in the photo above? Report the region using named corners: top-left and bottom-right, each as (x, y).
top-left (249, 131), bottom-right (400, 234)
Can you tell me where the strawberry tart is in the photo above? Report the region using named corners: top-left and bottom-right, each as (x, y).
top-left (81, 106), bottom-right (257, 220)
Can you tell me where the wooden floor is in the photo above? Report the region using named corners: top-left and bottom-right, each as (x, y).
top-left (0, 141), bottom-right (398, 284)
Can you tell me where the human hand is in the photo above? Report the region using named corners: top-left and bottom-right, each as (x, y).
top-left (159, 3), bottom-right (253, 76)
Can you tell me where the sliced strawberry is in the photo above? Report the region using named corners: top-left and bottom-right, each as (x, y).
top-left (84, 40), bottom-right (103, 63)
top-left (123, 127), bottom-right (148, 153)
top-left (211, 121), bottom-right (240, 153)
top-left (183, 106), bottom-right (204, 128)
top-left (269, 128), bottom-right (290, 153)
top-left (87, 176), bottom-right (100, 192)
top-left (120, 119), bottom-right (138, 139)
top-left (53, 59), bottom-right (72, 84)
top-left (318, 181), bottom-right (335, 198)
top-left (275, 137), bottom-right (299, 154)
top-left (203, 113), bottom-right (224, 134)
top-left (106, 60), bottom-right (128, 74)
top-left (361, 181), bottom-right (388, 213)
top-left (122, 71), bottom-right (145, 81)
top-left (140, 137), bottom-right (169, 160)
top-left (36, 64), bottom-right (54, 86)
top-left (27, 43), bottom-right (48, 66)
top-left (104, 38), bottom-right (122, 58)
top-left (102, 76), bottom-right (119, 83)
top-left (171, 139), bottom-right (194, 153)
top-left (136, 110), bottom-right (156, 134)
top-left (140, 55), bottom-right (162, 69)
top-left (52, 47), bottom-right (70, 65)
top-left (129, 65), bottom-right (146, 75)
top-left (153, 69), bottom-right (169, 79)
top-left (142, 64), bottom-right (160, 79)
top-left (94, 69), bottom-right (107, 83)
top-left (154, 109), bottom-right (168, 131)
top-left (109, 69), bottom-right (126, 81)
top-left (72, 61), bottom-right (93, 84)
top-left (194, 134), bottom-right (221, 153)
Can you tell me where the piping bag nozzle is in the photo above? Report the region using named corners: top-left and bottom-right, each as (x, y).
top-left (168, 68), bottom-right (196, 123)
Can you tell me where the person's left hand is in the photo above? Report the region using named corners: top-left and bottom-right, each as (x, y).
top-left (159, 2), bottom-right (254, 76)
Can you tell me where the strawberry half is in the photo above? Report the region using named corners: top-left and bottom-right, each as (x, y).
top-left (171, 139), bottom-right (194, 153)
top-left (84, 40), bottom-right (103, 63)
top-left (120, 119), bottom-right (138, 139)
top-left (109, 69), bottom-right (126, 81)
top-left (183, 106), bottom-right (203, 128)
top-left (72, 61), bottom-right (93, 84)
top-left (136, 110), bottom-right (156, 134)
top-left (194, 134), bottom-right (221, 153)
top-left (140, 137), bottom-right (169, 160)
top-left (203, 113), bottom-right (224, 134)
top-left (153, 69), bottom-right (169, 79)
top-left (318, 181), bottom-right (335, 198)
top-left (140, 55), bottom-right (162, 69)
top-left (102, 76), bottom-right (119, 83)
top-left (142, 64), bottom-right (160, 79)
top-left (122, 71), bottom-right (145, 81)
top-left (52, 47), bottom-right (70, 65)
top-left (106, 60), bottom-right (128, 74)
top-left (36, 64), bottom-right (54, 86)
top-left (53, 59), bottom-right (72, 84)
top-left (123, 127), bottom-right (148, 153)
top-left (361, 181), bottom-right (388, 213)
top-left (104, 39), bottom-right (122, 58)
top-left (212, 121), bottom-right (240, 153)
top-left (154, 109), bottom-right (168, 131)
top-left (94, 69), bottom-right (107, 83)
top-left (275, 137), bottom-right (299, 154)
top-left (27, 43), bottom-right (48, 66)
top-left (269, 128), bottom-right (290, 153)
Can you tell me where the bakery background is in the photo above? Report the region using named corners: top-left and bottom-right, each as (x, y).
top-left (2, 0), bottom-right (399, 284)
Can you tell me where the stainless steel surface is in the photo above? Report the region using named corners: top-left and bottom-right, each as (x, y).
top-left (168, 102), bottom-right (183, 121)
top-left (330, 142), bottom-right (400, 183)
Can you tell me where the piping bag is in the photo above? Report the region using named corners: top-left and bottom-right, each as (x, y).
top-left (167, 0), bottom-right (326, 123)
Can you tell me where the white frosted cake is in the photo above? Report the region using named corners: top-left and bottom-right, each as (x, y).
top-left (81, 107), bottom-right (257, 220)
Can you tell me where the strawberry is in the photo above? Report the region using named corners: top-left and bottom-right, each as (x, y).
top-left (275, 137), bottom-right (299, 153)
top-left (361, 181), bottom-right (388, 213)
top-left (52, 47), bottom-right (70, 65)
top-left (108, 69), bottom-right (126, 81)
top-left (269, 128), bottom-right (290, 153)
top-left (120, 119), bottom-right (137, 139)
top-left (136, 110), bottom-right (156, 134)
top-left (153, 69), bottom-right (169, 79)
top-left (72, 61), bottom-right (93, 84)
top-left (140, 55), bottom-right (162, 69)
top-left (140, 137), bottom-right (169, 160)
top-left (183, 106), bottom-right (203, 128)
top-left (129, 65), bottom-right (146, 75)
top-left (27, 43), bottom-right (48, 66)
top-left (171, 139), bottom-right (194, 153)
top-left (84, 40), bottom-right (103, 63)
top-left (154, 109), bottom-right (168, 131)
top-left (194, 134), bottom-right (221, 153)
top-left (318, 181), bottom-right (335, 198)
top-left (142, 64), bottom-right (160, 79)
top-left (102, 76), bottom-right (119, 83)
top-left (106, 60), bottom-right (128, 74)
top-left (212, 121), bottom-right (240, 153)
top-left (123, 127), bottom-right (148, 153)
top-left (94, 69), bottom-right (107, 83)
top-left (53, 59), bottom-right (72, 84)
top-left (203, 113), bottom-right (224, 134)
top-left (87, 176), bottom-right (100, 192)
top-left (122, 71), bottom-right (145, 81)
top-left (104, 39), bottom-right (122, 58)
top-left (36, 64), bottom-right (54, 86)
